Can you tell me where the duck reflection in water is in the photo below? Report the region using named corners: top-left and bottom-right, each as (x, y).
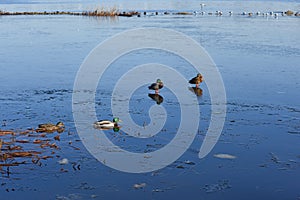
top-left (95, 126), bottom-right (120, 132)
top-left (148, 93), bottom-right (164, 105)
top-left (188, 87), bottom-right (203, 96)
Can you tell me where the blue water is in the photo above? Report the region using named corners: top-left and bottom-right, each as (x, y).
top-left (0, 0), bottom-right (300, 199)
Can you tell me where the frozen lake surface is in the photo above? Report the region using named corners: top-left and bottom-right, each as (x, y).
top-left (0, 0), bottom-right (300, 199)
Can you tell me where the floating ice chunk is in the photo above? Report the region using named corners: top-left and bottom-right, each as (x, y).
top-left (214, 153), bottom-right (236, 159)
top-left (133, 183), bottom-right (146, 189)
top-left (58, 158), bottom-right (69, 165)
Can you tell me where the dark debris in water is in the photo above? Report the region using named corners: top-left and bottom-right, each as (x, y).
top-left (75, 182), bottom-right (95, 190)
top-left (259, 152), bottom-right (300, 171)
top-left (288, 131), bottom-right (300, 135)
top-left (202, 180), bottom-right (231, 193)
top-left (56, 193), bottom-right (98, 200)
top-left (168, 160), bottom-right (197, 170)
top-left (34, 89), bottom-right (73, 95)
top-left (184, 160), bottom-right (195, 165)
top-left (270, 152), bottom-right (280, 163)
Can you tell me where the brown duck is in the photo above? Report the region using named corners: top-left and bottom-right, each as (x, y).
top-left (36, 122), bottom-right (65, 133)
top-left (148, 79), bottom-right (164, 94)
top-left (189, 73), bottom-right (203, 88)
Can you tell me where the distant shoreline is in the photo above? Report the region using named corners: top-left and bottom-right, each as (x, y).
top-left (0, 10), bottom-right (140, 17)
top-left (0, 9), bottom-right (299, 17)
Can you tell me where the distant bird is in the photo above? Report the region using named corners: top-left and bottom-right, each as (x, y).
top-left (216, 11), bottom-right (222, 16)
top-left (200, 3), bottom-right (206, 11)
top-left (189, 73), bottom-right (203, 88)
top-left (94, 117), bottom-right (121, 130)
top-left (148, 79), bottom-right (164, 94)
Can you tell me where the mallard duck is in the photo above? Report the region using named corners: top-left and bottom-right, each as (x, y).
top-left (189, 73), bottom-right (203, 88)
top-left (148, 79), bottom-right (164, 94)
top-left (36, 122), bottom-right (65, 133)
top-left (94, 117), bottom-right (121, 130)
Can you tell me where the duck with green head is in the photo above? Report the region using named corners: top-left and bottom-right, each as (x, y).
top-left (94, 117), bottom-right (121, 130)
top-left (148, 79), bottom-right (164, 94)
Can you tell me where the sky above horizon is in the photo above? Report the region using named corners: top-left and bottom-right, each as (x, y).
top-left (1, 0), bottom-right (300, 4)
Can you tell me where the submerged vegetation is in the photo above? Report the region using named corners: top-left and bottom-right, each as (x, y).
top-left (0, 123), bottom-right (80, 177)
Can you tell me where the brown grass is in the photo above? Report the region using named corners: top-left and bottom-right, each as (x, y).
top-left (0, 6), bottom-right (140, 17)
top-left (175, 12), bottom-right (193, 15)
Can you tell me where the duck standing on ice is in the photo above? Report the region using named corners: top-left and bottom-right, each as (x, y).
top-left (189, 73), bottom-right (203, 88)
top-left (148, 79), bottom-right (164, 94)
